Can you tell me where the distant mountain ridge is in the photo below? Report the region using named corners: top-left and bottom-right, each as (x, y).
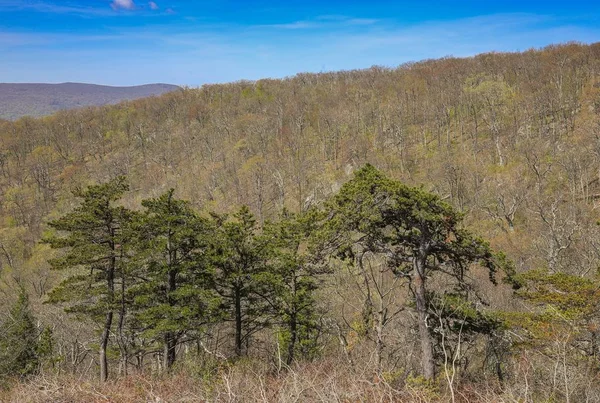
top-left (0, 82), bottom-right (180, 120)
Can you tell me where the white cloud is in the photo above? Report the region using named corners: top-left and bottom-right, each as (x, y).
top-left (111, 0), bottom-right (136, 11)
top-left (259, 15), bottom-right (379, 30)
top-left (0, 0), bottom-right (115, 16)
top-left (149, 1), bottom-right (158, 10)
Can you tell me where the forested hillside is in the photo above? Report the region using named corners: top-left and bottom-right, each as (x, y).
top-left (2, 42), bottom-right (600, 402)
top-left (0, 83), bottom-right (179, 120)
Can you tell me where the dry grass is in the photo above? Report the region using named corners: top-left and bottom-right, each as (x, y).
top-left (0, 359), bottom-right (533, 403)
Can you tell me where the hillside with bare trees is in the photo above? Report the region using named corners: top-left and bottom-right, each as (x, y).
top-left (2, 42), bottom-right (600, 402)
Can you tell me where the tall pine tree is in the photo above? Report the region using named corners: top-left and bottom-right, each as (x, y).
top-left (210, 206), bottom-right (269, 357)
top-left (128, 190), bottom-right (219, 370)
top-left (260, 211), bottom-right (324, 365)
top-left (320, 165), bottom-right (509, 379)
top-left (44, 177), bottom-right (131, 382)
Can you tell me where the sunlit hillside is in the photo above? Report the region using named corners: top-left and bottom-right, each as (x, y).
top-left (2, 42), bottom-right (600, 402)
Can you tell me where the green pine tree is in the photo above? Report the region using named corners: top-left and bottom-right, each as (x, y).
top-left (44, 176), bottom-right (131, 382)
top-left (0, 291), bottom-right (40, 380)
top-left (209, 206), bottom-right (269, 357)
top-left (36, 326), bottom-right (56, 370)
top-left (319, 164), bottom-right (511, 380)
top-left (260, 210), bottom-right (324, 365)
top-left (128, 189), bottom-right (220, 370)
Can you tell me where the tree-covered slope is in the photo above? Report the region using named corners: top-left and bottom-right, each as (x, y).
top-left (1, 41), bottom-right (600, 401)
top-left (2, 42), bottom-right (599, 275)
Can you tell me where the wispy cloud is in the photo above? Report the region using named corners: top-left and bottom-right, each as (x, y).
top-left (0, 0), bottom-right (162, 15)
top-left (111, 0), bottom-right (136, 11)
top-left (261, 15), bottom-right (380, 30)
top-left (316, 15), bottom-right (379, 25)
top-left (0, 30), bottom-right (125, 48)
top-left (0, 31), bottom-right (50, 47)
top-left (332, 14), bottom-right (557, 53)
top-left (268, 21), bottom-right (315, 30)
top-left (0, 0), bottom-right (114, 16)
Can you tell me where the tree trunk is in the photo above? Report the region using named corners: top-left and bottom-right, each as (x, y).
top-left (164, 233), bottom-right (178, 370)
top-left (286, 310), bottom-right (297, 366)
top-left (100, 252), bottom-right (116, 382)
top-left (117, 262), bottom-right (127, 376)
top-left (375, 305), bottom-right (385, 375)
top-left (100, 311), bottom-right (113, 382)
top-left (415, 255), bottom-right (435, 380)
top-left (286, 275), bottom-right (298, 365)
top-left (234, 284), bottom-right (243, 356)
top-left (163, 333), bottom-right (177, 370)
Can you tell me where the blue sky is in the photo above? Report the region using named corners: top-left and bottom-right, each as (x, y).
top-left (1, 0), bottom-right (599, 86)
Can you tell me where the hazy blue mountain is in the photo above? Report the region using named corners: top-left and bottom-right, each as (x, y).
top-left (0, 82), bottom-right (180, 120)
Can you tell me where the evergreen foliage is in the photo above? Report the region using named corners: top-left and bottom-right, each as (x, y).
top-left (260, 210), bottom-right (325, 365)
top-left (128, 189), bottom-right (219, 369)
top-left (0, 291), bottom-right (40, 380)
top-left (318, 164), bottom-right (510, 379)
top-left (37, 168), bottom-right (514, 381)
top-left (43, 176), bottom-right (131, 381)
top-left (208, 206), bottom-right (270, 357)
